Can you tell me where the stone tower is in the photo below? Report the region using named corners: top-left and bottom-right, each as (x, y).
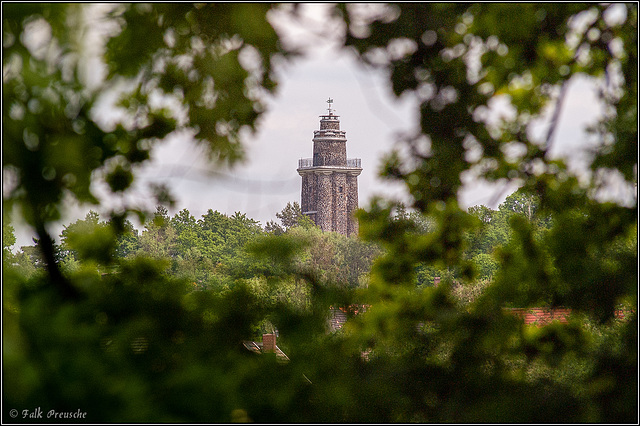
top-left (297, 99), bottom-right (362, 236)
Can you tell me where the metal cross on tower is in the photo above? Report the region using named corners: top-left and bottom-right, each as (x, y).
top-left (326, 97), bottom-right (334, 115)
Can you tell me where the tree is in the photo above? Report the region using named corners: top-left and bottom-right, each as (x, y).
top-left (468, 204), bottom-right (492, 224)
top-left (59, 211), bottom-right (102, 259)
top-left (331, 233), bottom-right (382, 287)
top-left (265, 202), bottom-right (316, 235)
top-left (16, 243), bottom-right (46, 271)
top-left (471, 252), bottom-right (499, 280)
top-left (465, 204), bottom-right (510, 271)
top-left (169, 208), bottom-right (209, 283)
top-left (2, 212), bottom-right (16, 258)
top-left (270, 201), bottom-right (315, 233)
top-left (137, 206), bottom-right (178, 261)
top-left (264, 219), bottom-right (285, 235)
top-left (342, 3), bottom-right (636, 422)
top-left (4, 4), bottom-right (293, 421)
top-left (170, 208), bottom-right (198, 236)
top-left (499, 188), bottom-right (552, 230)
top-left (3, 3), bottom-right (289, 295)
top-left (169, 208), bottom-right (199, 258)
top-left (112, 218), bottom-right (140, 259)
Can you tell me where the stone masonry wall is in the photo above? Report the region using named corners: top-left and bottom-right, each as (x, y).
top-left (313, 140), bottom-right (346, 166)
top-left (316, 172), bottom-right (333, 232)
top-left (332, 172), bottom-right (348, 235)
top-left (300, 172), bottom-right (312, 214)
top-left (320, 118), bottom-right (340, 130)
top-left (300, 169), bottom-right (359, 234)
top-left (346, 173), bottom-right (359, 236)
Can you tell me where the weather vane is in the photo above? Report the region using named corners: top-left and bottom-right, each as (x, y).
top-left (326, 97), bottom-right (334, 115)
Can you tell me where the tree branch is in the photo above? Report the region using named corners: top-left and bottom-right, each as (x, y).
top-left (544, 80), bottom-right (569, 155)
top-left (33, 220), bottom-right (81, 300)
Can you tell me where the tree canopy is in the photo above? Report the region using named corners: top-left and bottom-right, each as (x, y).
top-left (3, 3), bottom-right (637, 423)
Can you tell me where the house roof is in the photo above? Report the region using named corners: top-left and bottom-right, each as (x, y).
top-left (242, 340), bottom-right (290, 363)
top-left (329, 304), bottom-right (371, 332)
top-left (507, 307), bottom-right (571, 326)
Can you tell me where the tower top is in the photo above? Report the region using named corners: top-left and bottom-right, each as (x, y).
top-left (326, 97), bottom-right (334, 115)
top-left (321, 98), bottom-right (339, 122)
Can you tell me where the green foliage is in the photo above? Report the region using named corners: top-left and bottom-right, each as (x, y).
top-left (266, 201), bottom-right (316, 235)
top-left (345, 2), bottom-right (636, 421)
top-left (471, 252), bottom-right (499, 279)
top-left (59, 211), bottom-right (117, 266)
top-left (6, 258), bottom-right (292, 422)
top-left (112, 218), bottom-right (140, 259)
top-left (3, 3), bottom-right (637, 423)
top-left (3, 213), bottom-right (17, 256)
top-left (124, 207), bottom-right (265, 286)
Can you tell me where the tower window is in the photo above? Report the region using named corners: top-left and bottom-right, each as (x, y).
top-left (338, 186), bottom-right (343, 193)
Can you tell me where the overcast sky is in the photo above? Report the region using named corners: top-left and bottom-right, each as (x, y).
top-left (10, 4), bottom-right (625, 248)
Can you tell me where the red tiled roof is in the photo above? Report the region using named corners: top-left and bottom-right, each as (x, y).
top-left (507, 307), bottom-right (634, 326)
top-left (507, 307), bottom-right (571, 326)
top-left (329, 304), bottom-right (371, 331)
top-left (329, 304), bottom-right (634, 332)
